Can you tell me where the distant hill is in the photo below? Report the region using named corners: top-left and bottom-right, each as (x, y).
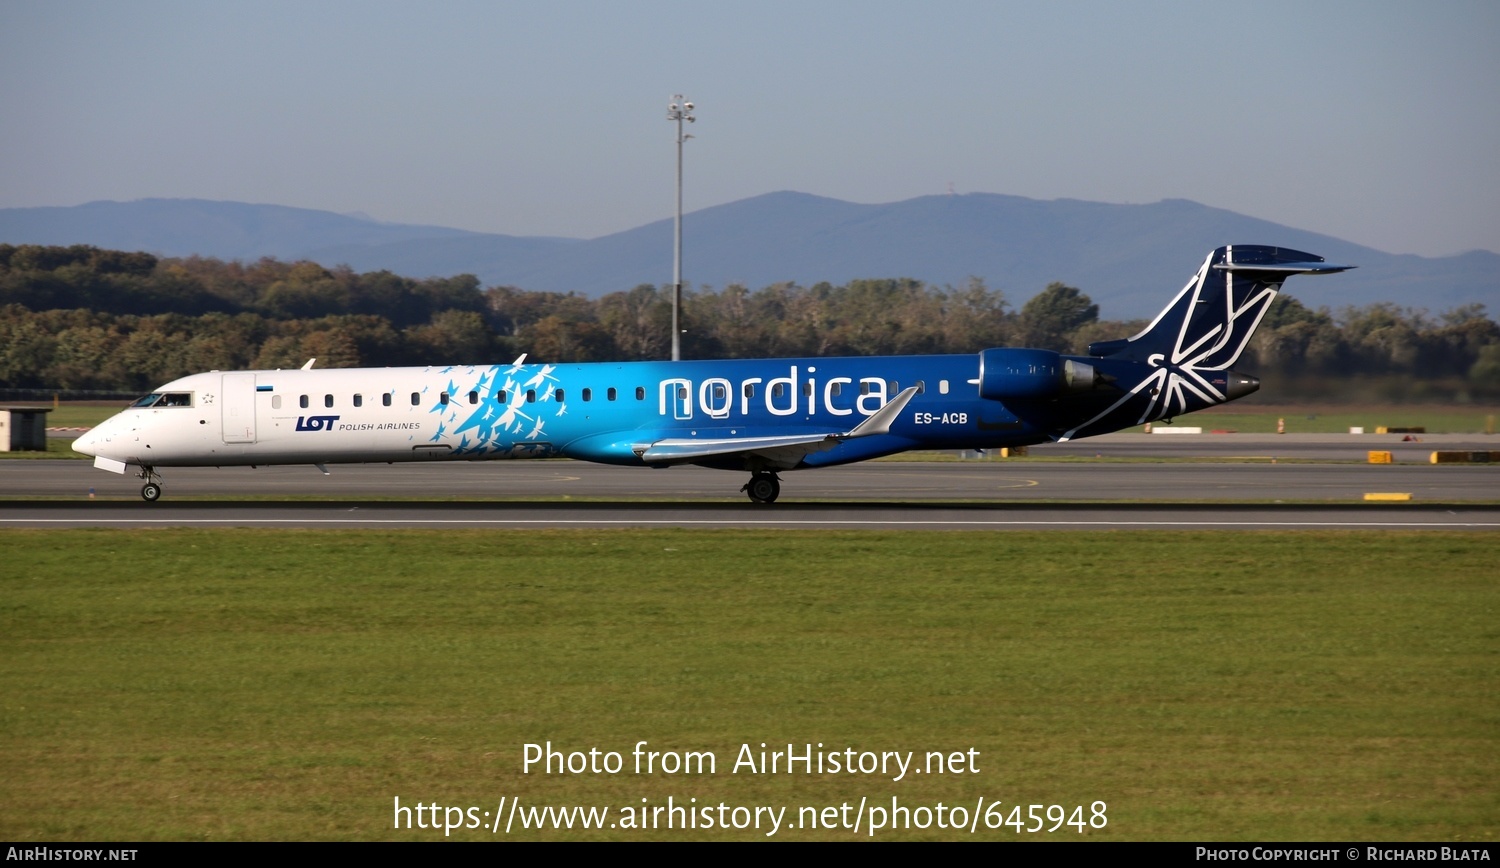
top-left (0, 198), bottom-right (513, 260)
top-left (3, 193), bottom-right (1494, 319)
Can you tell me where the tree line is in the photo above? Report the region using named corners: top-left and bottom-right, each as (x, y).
top-left (2, 244), bottom-right (1496, 399)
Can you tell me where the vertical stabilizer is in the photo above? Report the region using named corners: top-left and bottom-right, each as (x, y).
top-left (1087, 245), bottom-right (1351, 369)
top-left (1058, 246), bottom-right (1352, 439)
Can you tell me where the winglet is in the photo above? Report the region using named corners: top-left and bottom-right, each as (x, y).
top-left (301, 358), bottom-right (316, 370)
top-left (842, 386), bottom-right (919, 439)
top-left (511, 353), bottom-right (528, 366)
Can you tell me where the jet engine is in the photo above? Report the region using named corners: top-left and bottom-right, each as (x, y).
top-left (977, 348), bottom-right (1101, 400)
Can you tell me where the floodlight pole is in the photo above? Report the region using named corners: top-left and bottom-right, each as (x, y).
top-left (667, 95), bottom-right (695, 361)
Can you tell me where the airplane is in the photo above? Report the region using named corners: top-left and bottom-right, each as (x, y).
top-left (72, 245), bottom-right (1350, 503)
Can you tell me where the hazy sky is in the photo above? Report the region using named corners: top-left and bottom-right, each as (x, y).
top-left (3, 0), bottom-right (1497, 257)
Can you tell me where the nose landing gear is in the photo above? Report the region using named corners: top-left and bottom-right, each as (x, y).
top-left (137, 466), bottom-right (163, 502)
top-left (742, 471), bottom-right (781, 504)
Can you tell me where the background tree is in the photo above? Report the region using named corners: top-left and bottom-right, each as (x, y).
top-left (1018, 282), bottom-right (1098, 351)
top-left (938, 277), bottom-right (1013, 352)
top-left (406, 310), bottom-right (496, 364)
top-left (598, 284), bottom-right (670, 360)
top-left (0, 244), bottom-right (1494, 401)
top-left (519, 314), bottom-right (613, 362)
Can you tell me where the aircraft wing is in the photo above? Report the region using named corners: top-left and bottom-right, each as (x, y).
top-left (639, 386), bottom-right (919, 468)
top-left (640, 432), bottom-right (846, 466)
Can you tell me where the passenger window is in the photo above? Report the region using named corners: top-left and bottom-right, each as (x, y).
top-left (772, 383), bottom-right (786, 398)
top-left (497, 390), bottom-right (508, 404)
top-left (271, 395), bottom-right (282, 410)
top-left (607, 387), bottom-right (617, 401)
top-left (582, 388), bottom-right (592, 402)
top-left (411, 392), bottom-right (420, 406)
top-left (526, 389), bottom-right (536, 403)
top-left (382, 393), bottom-right (392, 407)
top-left (859, 382), bottom-right (869, 396)
top-left (802, 381), bottom-right (813, 396)
top-left (324, 394), bottom-right (334, 408)
top-left (300, 395), bottom-right (309, 408)
top-left (635, 386), bottom-right (645, 400)
top-left (555, 389), bottom-right (565, 402)
top-left (939, 380), bottom-right (950, 395)
top-left (440, 393), bottom-right (450, 405)
top-left (829, 382), bottom-right (841, 396)
top-left (677, 386), bottom-right (688, 400)
top-left (915, 380), bottom-right (925, 394)
top-left (468, 391), bottom-right (478, 404)
top-left (890, 381), bottom-right (900, 393)
top-left (744, 383), bottom-right (756, 398)
top-left (353, 394), bottom-right (363, 408)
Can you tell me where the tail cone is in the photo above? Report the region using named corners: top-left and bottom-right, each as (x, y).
top-left (1225, 372), bottom-right (1260, 401)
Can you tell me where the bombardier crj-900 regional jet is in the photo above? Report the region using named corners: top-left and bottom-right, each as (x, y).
top-left (74, 246), bottom-right (1350, 503)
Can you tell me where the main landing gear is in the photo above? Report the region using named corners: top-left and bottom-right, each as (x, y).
top-left (742, 471), bottom-right (781, 504)
top-left (137, 466), bottom-right (163, 502)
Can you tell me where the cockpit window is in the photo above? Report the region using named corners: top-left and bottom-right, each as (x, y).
top-left (131, 392), bottom-right (192, 408)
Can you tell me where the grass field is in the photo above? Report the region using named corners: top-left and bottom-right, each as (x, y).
top-left (7, 402), bottom-right (128, 429)
top-left (1, 529), bottom-right (1494, 841)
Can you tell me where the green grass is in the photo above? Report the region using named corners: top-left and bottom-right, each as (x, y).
top-left (8, 402), bottom-right (127, 429)
top-left (1, 530), bottom-right (1494, 841)
top-left (1, 438), bottom-right (90, 459)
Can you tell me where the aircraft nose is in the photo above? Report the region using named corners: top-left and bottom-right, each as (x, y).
top-left (72, 426), bottom-right (101, 456)
top-left (72, 413), bottom-right (129, 458)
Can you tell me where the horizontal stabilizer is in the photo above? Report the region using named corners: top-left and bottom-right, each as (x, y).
top-left (1214, 261), bottom-right (1353, 275)
top-left (1211, 245), bottom-right (1354, 276)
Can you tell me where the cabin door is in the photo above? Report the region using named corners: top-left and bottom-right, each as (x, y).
top-left (221, 373), bottom-right (258, 443)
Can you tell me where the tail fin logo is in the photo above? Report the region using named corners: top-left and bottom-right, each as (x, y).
top-left (1067, 246), bottom-right (1352, 438)
top-left (1134, 246), bottom-right (1281, 419)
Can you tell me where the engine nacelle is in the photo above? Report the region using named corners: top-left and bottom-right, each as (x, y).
top-left (977, 348), bottom-right (1099, 400)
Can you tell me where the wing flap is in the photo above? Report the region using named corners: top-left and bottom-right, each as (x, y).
top-left (638, 386), bottom-right (920, 468)
top-left (640, 432), bottom-right (841, 466)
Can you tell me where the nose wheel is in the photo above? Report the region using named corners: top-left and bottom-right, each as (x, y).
top-left (742, 472), bottom-right (781, 504)
top-left (136, 466), bottom-right (163, 502)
